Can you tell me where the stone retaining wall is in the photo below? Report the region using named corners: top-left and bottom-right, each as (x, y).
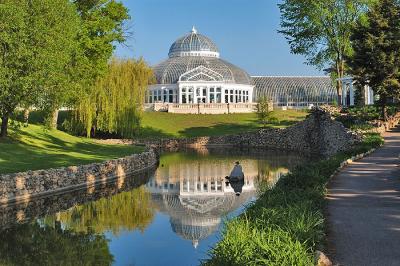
top-left (140, 109), bottom-right (360, 157)
top-left (0, 168), bottom-right (155, 228)
top-left (364, 112), bottom-right (400, 135)
top-left (0, 148), bottom-right (159, 205)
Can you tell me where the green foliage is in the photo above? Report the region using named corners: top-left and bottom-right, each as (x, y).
top-left (335, 105), bottom-right (398, 129)
top-left (71, 0), bottom-right (131, 95)
top-left (256, 96), bottom-right (273, 127)
top-left (28, 0), bottom-right (80, 128)
top-left (0, 0), bottom-right (82, 135)
top-left (0, 0), bottom-right (131, 136)
top-left (204, 133), bottom-right (383, 265)
top-left (278, 0), bottom-right (374, 97)
top-left (205, 219), bottom-right (314, 266)
top-left (76, 58), bottom-right (154, 138)
top-left (0, 1), bottom-right (33, 137)
top-left (348, 0), bottom-right (400, 120)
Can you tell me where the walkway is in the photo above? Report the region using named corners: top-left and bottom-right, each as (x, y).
top-left (327, 127), bottom-right (400, 266)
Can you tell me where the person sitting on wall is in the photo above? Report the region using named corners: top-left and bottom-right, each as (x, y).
top-left (225, 161), bottom-right (245, 196)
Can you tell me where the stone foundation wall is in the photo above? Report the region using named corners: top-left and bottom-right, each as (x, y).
top-left (0, 168), bottom-right (155, 229)
top-left (365, 113), bottom-right (400, 135)
top-left (140, 109), bottom-right (360, 157)
top-left (0, 148), bottom-right (159, 205)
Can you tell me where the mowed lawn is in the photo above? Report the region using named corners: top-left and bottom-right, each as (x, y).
top-left (140, 110), bottom-right (308, 138)
top-left (0, 124), bottom-right (144, 174)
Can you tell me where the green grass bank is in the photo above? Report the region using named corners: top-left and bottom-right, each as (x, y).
top-left (139, 110), bottom-right (307, 138)
top-left (0, 124), bottom-right (144, 174)
top-left (17, 109), bottom-right (307, 139)
top-left (2, 109), bottom-right (306, 174)
top-left (203, 133), bottom-right (383, 266)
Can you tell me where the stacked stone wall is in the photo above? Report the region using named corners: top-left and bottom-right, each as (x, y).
top-left (0, 148), bottom-right (159, 205)
top-left (0, 168), bottom-right (155, 228)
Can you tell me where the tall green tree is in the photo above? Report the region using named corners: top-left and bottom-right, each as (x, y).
top-left (278, 0), bottom-right (374, 104)
top-left (28, 0), bottom-right (80, 129)
top-left (0, 0), bottom-right (80, 137)
top-left (44, 0), bottom-right (131, 129)
top-left (0, 1), bottom-right (31, 138)
top-left (348, 0), bottom-right (400, 120)
top-left (72, 0), bottom-right (130, 95)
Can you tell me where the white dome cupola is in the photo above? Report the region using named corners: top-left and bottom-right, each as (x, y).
top-left (168, 27), bottom-right (220, 58)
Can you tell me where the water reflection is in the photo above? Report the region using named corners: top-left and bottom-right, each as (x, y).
top-left (0, 221), bottom-right (114, 266)
top-left (145, 147), bottom-right (301, 249)
top-left (0, 147), bottom-right (306, 266)
top-left (147, 170), bottom-right (254, 249)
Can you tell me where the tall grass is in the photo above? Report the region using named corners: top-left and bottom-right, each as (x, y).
top-left (204, 133), bottom-right (383, 266)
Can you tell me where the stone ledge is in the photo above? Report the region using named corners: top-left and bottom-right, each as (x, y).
top-left (0, 148), bottom-right (159, 205)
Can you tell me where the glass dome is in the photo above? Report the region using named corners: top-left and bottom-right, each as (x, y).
top-left (168, 27), bottom-right (220, 58)
top-left (153, 27), bottom-right (253, 85)
top-left (153, 56), bottom-right (252, 85)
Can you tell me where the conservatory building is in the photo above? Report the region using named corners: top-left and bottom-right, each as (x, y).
top-left (146, 27), bottom-right (255, 114)
top-left (145, 27), bottom-right (340, 113)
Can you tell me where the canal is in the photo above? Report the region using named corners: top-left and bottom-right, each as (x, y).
top-left (0, 147), bottom-right (305, 266)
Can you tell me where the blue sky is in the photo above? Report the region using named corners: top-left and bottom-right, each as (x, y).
top-left (115, 0), bottom-right (323, 76)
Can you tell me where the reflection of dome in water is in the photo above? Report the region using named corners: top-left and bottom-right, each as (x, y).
top-left (170, 216), bottom-right (220, 248)
top-left (146, 153), bottom-right (293, 248)
top-left (150, 191), bottom-right (254, 248)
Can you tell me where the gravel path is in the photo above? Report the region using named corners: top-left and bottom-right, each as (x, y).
top-left (327, 127), bottom-right (400, 266)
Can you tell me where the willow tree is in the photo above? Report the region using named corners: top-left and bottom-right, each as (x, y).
top-left (278, 0), bottom-right (375, 104)
top-left (77, 58), bottom-right (154, 138)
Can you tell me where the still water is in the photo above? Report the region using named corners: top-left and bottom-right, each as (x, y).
top-left (0, 147), bottom-right (305, 266)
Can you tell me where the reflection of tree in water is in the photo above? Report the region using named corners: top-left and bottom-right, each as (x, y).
top-left (55, 186), bottom-right (154, 235)
top-left (0, 175), bottom-right (155, 265)
top-left (0, 221), bottom-right (113, 266)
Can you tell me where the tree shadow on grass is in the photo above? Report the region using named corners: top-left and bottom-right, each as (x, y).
top-left (178, 123), bottom-right (260, 138)
top-left (136, 126), bottom-right (176, 139)
top-left (0, 129), bottom-right (142, 175)
top-left (177, 119), bottom-right (301, 138)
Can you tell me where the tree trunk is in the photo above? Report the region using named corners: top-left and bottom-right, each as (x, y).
top-left (381, 96), bottom-right (388, 122)
top-left (336, 79), bottom-right (342, 106)
top-left (340, 60), bottom-right (345, 105)
top-left (0, 114), bottom-right (9, 138)
top-left (23, 108), bottom-right (30, 126)
top-left (336, 60), bottom-right (343, 106)
top-left (50, 109), bottom-right (59, 129)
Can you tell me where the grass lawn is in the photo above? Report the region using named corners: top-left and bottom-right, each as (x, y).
top-left (0, 124), bottom-right (144, 174)
top-left (139, 110), bottom-right (308, 138)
